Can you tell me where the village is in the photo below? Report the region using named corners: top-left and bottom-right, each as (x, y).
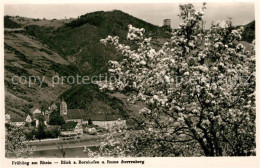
top-left (5, 98), bottom-right (126, 141)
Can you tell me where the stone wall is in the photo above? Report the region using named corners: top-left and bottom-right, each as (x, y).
top-left (92, 120), bottom-right (126, 128)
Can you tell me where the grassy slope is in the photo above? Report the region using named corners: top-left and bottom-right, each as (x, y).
top-left (4, 32), bottom-right (73, 119)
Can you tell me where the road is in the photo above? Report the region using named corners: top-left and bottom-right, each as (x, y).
top-left (28, 133), bottom-right (105, 151)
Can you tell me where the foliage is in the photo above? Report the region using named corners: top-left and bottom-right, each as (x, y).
top-left (31, 120), bottom-right (36, 126)
top-left (5, 125), bottom-right (30, 158)
top-left (36, 115), bottom-right (46, 140)
top-left (40, 48), bottom-right (53, 55)
top-left (88, 118), bottom-right (93, 125)
top-left (24, 122), bottom-right (29, 127)
top-left (94, 3), bottom-right (255, 156)
top-left (50, 62), bottom-right (79, 76)
top-left (26, 126), bottom-right (60, 140)
top-left (66, 11), bottom-right (105, 27)
top-left (4, 16), bottom-right (21, 28)
top-left (240, 20), bottom-right (255, 43)
top-left (25, 131), bottom-right (34, 140)
top-left (49, 110), bottom-right (65, 125)
top-left (45, 127), bottom-right (60, 138)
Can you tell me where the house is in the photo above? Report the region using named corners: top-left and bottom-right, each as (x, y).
top-left (91, 118), bottom-right (126, 129)
top-left (5, 114), bottom-right (11, 123)
top-left (9, 117), bottom-right (25, 127)
top-left (32, 108), bottom-right (41, 116)
top-left (49, 103), bottom-right (58, 111)
top-left (85, 115), bottom-right (126, 129)
top-left (45, 103), bottom-right (58, 116)
top-left (26, 115), bottom-right (32, 123)
top-left (60, 121), bottom-right (83, 136)
top-left (6, 114), bottom-right (32, 126)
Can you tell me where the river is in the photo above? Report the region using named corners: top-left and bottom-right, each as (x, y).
top-left (31, 146), bottom-right (99, 158)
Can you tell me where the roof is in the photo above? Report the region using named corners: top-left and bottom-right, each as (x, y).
top-left (32, 108), bottom-right (41, 114)
top-left (26, 115), bottom-right (32, 118)
top-left (61, 121), bottom-right (78, 131)
top-left (50, 103), bottom-right (58, 110)
top-left (10, 117), bottom-right (25, 122)
top-left (64, 109), bottom-right (87, 120)
top-left (34, 113), bottom-right (48, 120)
top-left (63, 109), bottom-right (125, 121)
top-left (83, 114), bottom-right (124, 121)
top-left (5, 114), bottom-right (11, 120)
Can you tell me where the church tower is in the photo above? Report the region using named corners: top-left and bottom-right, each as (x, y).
top-left (60, 98), bottom-right (67, 116)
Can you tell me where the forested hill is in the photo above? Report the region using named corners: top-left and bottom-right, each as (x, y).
top-left (240, 20), bottom-right (255, 43)
top-left (24, 10), bottom-right (168, 76)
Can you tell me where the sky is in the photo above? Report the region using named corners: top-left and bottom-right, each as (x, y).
top-left (4, 3), bottom-right (255, 28)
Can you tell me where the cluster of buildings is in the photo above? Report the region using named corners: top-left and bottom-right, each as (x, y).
top-left (5, 98), bottom-right (126, 137)
top-left (5, 103), bottom-right (58, 127)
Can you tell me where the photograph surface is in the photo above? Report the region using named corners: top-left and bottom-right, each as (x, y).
top-left (3, 1), bottom-right (256, 158)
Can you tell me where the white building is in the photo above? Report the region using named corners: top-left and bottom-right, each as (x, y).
top-left (92, 119), bottom-right (126, 129)
top-left (60, 121), bottom-right (83, 136)
top-left (26, 115), bottom-right (32, 123)
top-left (32, 108), bottom-right (41, 116)
top-left (50, 103), bottom-right (58, 111)
top-left (5, 114), bottom-right (11, 123)
top-left (35, 119), bottom-right (47, 127)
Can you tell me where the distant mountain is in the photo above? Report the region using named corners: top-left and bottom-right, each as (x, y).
top-left (24, 10), bottom-right (168, 75)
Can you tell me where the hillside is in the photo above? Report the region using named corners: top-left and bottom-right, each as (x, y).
top-left (4, 16), bottom-right (22, 28)
top-left (241, 20), bottom-right (255, 43)
top-left (60, 84), bottom-right (130, 119)
top-left (4, 10), bottom-right (168, 120)
top-left (23, 10), bottom-right (168, 75)
top-left (4, 31), bottom-right (72, 119)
